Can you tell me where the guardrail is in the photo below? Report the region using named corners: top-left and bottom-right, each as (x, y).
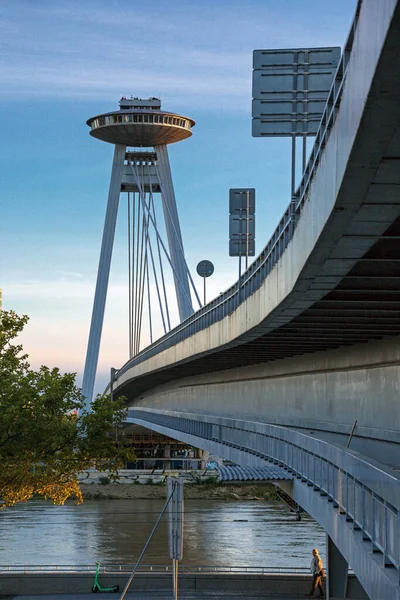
top-left (130, 408), bottom-right (400, 581)
top-left (0, 564), bottom-right (310, 575)
top-left (114, 1), bottom-right (361, 381)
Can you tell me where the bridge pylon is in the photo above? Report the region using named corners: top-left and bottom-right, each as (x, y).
top-left (82, 97), bottom-right (199, 408)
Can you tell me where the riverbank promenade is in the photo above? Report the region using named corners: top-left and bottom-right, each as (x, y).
top-left (3, 593), bottom-right (318, 599)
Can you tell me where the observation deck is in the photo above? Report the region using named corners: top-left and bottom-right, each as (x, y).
top-left (87, 96), bottom-right (195, 147)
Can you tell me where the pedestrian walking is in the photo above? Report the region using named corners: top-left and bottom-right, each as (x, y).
top-left (307, 548), bottom-right (325, 598)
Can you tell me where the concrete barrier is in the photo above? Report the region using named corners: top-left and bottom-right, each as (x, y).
top-left (0, 572), bottom-right (368, 598)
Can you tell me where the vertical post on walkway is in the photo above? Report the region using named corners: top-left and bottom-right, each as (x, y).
top-left (245, 190), bottom-right (250, 270)
top-left (327, 534), bottom-right (349, 598)
top-left (167, 477), bottom-right (184, 600)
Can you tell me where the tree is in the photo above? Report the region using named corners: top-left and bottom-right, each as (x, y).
top-left (0, 310), bottom-right (135, 508)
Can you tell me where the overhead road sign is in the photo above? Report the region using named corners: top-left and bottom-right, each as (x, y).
top-left (229, 239), bottom-right (255, 257)
top-left (168, 478), bottom-right (184, 561)
top-left (252, 47), bottom-right (341, 137)
top-left (229, 188), bottom-right (256, 214)
top-left (229, 188), bottom-right (256, 259)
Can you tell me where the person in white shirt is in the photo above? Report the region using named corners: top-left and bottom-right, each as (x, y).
top-left (307, 548), bottom-right (325, 598)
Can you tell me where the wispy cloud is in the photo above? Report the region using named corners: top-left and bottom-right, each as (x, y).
top-left (0, 0), bottom-right (355, 107)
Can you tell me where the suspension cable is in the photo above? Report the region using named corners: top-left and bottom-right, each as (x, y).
top-left (146, 257), bottom-right (153, 344)
top-left (118, 481), bottom-right (176, 600)
top-left (129, 161), bottom-right (194, 311)
top-left (133, 189), bottom-right (141, 355)
top-left (127, 192), bottom-right (132, 357)
top-left (147, 162), bottom-right (171, 331)
top-left (142, 193), bottom-right (168, 335)
top-left (136, 178), bottom-right (151, 354)
top-left (154, 162), bottom-right (202, 309)
top-left (135, 180), bottom-right (148, 355)
top-left (131, 192), bottom-right (139, 355)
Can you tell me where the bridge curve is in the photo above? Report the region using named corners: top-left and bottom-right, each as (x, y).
top-left (106, 1), bottom-right (400, 598)
top-left (114, 0), bottom-right (400, 398)
top-left (124, 407), bottom-right (400, 600)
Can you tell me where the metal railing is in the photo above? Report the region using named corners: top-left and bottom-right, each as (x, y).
top-left (0, 563), bottom-right (310, 575)
top-left (130, 408), bottom-right (400, 582)
top-left (115, 2), bottom-right (362, 381)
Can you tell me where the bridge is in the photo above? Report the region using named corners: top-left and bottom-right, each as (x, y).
top-left (106, 1), bottom-right (400, 598)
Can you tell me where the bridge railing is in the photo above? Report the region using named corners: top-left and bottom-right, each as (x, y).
top-left (117, 3), bottom-right (362, 379)
top-left (128, 408), bottom-right (400, 580)
top-left (0, 564), bottom-right (310, 575)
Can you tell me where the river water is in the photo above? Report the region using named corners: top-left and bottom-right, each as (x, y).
top-left (0, 498), bottom-right (325, 569)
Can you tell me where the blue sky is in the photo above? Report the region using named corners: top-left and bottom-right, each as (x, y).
top-left (0, 0), bottom-right (357, 393)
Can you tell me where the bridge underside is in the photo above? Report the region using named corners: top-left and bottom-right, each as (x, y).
top-left (119, 213), bottom-right (400, 399)
top-left (126, 409), bottom-right (400, 600)
top-left (119, 0), bottom-right (400, 390)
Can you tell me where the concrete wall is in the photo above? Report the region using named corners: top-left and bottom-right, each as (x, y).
top-left (131, 337), bottom-right (400, 466)
top-left (0, 572), bottom-right (367, 597)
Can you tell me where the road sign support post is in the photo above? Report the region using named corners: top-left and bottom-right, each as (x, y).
top-left (229, 189), bottom-right (256, 278)
top-left (167, 477), bottom-right (184, 600)
top-left (196, 261), bottom-right (214, 307)
top-left (246, 190), bottom-right (250, 270)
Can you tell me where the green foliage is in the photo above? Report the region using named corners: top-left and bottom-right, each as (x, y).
top-left (0, 311), bottom-right (135, 508)
top-left (190, 473), bottom-right (219, 486)
top-left (99, 476), bottom-right (111, 486)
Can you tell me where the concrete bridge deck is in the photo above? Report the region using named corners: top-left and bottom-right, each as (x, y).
top-left (0, 594), bottom-right (316, 599)
top-left (2, 594), bottom-right (325, 600)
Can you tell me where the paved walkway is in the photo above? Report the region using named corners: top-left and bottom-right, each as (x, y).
top-left (3, 593), bottom-right (310, 599)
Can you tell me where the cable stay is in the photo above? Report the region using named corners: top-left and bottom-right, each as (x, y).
top-left (126, 157), bottom-right (200, 358)
top-left (154, 161), bottom-right (202, 310)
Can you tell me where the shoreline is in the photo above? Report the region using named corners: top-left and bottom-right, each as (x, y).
top-left (80, 481), bottom-right (277, 501)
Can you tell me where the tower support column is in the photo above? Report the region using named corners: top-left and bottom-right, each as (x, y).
top-left (155, 144), bottom-right (193, 321)
top-left (81, 144), bottom-right (126, 408)
top-left (326, 534), bottom-right (349, 599)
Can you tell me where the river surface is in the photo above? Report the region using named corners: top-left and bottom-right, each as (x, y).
top-left (0, 498), bottom-right (325, 569)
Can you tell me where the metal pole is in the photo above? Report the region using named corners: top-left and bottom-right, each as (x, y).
top-left (291, 135), bottom-right (296, 197)
top-left (110, 367), bottom-right (115, 403)
top-left (119, 485), bottom-right (175, 600)
top-left (203, 276), bottom-right (206, 306)
top-left (127, 193), bottom-right (132, 358)
top-left (81, 144), bottom-right (125, 410)
top-left (172, 558), bottom-right (178, 600)
top-left (238, 255), bottom-right (242, 306)
top-left (302, 50), bottom-right (308, 175)
top-left (246, 190), bottom-right (250, 270)
top-left (346, 420), bottom-right (358, 448)
top-left (291, 51), bottom-right (298, 198)
top-left (110, 367), bottom-right (118, 442)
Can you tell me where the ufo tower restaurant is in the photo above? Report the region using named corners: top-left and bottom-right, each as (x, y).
top-left (82, 97), bottom-right (196, 406)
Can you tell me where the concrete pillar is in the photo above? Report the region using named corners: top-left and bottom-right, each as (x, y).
top-left (164, 444), bottom-right (171, 470)
top-left (200, 450), bottom-right (210, 469)
top-left (327, 534), bottom-right (348, 599)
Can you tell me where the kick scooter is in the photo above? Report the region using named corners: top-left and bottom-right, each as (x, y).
top-left (91, 561), bottom-right (120, 593)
